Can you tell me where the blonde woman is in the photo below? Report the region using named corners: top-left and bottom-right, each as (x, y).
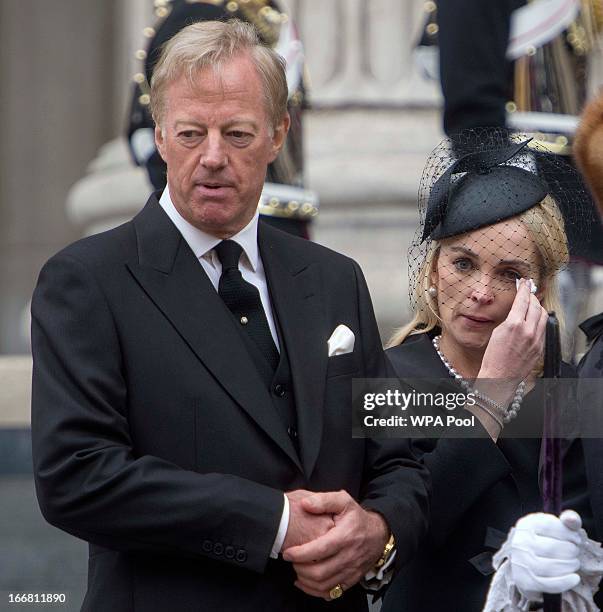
top-left (381, 131), bottom-right (592, 611)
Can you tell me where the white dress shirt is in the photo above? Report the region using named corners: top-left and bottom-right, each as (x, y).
top-left (158, 188), bottom-right (288, 557)
top-left (159, 188), bottom-right (280, 349)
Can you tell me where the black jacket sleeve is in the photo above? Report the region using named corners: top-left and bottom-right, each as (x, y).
top-left (350, 261), bottom-right (431, 567)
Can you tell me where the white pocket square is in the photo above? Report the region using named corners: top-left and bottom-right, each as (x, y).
top-left (327, 324), bottom-right (355, 357)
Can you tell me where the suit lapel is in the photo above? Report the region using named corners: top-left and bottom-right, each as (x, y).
top-left (126, 197), bottom-right (302, 471)
top-left (260, 223), bottom-right (327, 478)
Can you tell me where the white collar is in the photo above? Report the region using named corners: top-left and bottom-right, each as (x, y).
top-left (159, 187), bottom-right (259, 272)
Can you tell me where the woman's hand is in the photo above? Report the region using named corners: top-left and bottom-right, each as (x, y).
top-left (478, 278), bottom-right (548, 381)
top-left (472, 279), bottom-right (548, 425)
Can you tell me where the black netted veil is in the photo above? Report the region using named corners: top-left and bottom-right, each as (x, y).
top-left (408, 128), bottom-right (592, 316)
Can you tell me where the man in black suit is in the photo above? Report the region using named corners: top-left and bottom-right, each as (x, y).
top-left (31, 19), bottom-right (429, 612)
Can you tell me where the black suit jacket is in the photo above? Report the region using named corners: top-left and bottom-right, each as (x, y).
top-left (31, 195), bottom-right (429, 612)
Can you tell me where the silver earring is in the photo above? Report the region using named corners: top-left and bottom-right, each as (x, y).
top-left (428, 286), bottom-right (437, 297)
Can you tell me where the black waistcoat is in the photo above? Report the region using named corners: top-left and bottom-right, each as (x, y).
top-left (232, 308), bottom-right (300, 456)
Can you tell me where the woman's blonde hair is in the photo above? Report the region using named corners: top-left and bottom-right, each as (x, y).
top-left (388, 195), bottom-right (569, 347)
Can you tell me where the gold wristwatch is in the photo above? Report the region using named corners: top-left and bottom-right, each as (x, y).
top-left (374, 534), bottom-right (396, 569)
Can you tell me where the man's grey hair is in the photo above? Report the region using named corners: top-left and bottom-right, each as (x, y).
top-left (150, 19), bottom-right (288, 130)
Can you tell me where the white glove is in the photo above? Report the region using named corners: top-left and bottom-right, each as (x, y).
top-left (509, 510), bottom-right (583, 601)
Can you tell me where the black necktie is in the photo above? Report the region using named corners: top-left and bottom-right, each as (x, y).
top-left (215, 240), bottom-right (279, 370)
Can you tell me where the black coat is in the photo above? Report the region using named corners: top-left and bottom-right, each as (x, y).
top-left (579, 314), bottom-right (603, 544)
top-left (30, 195), bottom-right (430, 612)
top-left (381, 332), bottom-right (590, 612)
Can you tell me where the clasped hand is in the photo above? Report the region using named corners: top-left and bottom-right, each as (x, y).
top-left (282, 489), bottom-right (388, 600)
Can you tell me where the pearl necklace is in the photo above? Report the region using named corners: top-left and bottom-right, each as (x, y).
top-left (432, 335), bottom-right (525, 423)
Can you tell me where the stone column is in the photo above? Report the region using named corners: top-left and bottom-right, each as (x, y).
top-left (0, 0), bottom-right (119, 353)
top-left (67, 0), bottom-right (157, 236)
top-left (289, 0), bottom-right (438, 106)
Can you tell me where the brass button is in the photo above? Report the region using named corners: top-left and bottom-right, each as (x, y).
top-left (505, 101), bottom-right (517, 113)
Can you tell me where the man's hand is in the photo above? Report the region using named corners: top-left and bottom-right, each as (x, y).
top-left (509, 511), bottom-right (582, 601)
top-left (282, 490), bottom-right (335, 550)
top-left (282, 490), bottom-right (389, 600)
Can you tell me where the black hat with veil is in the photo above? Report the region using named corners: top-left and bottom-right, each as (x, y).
top-left (407, 128), bottom-right (592, 322)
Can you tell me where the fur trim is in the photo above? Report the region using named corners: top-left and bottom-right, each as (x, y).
top-left (574, 92), bottom-right (603, 215)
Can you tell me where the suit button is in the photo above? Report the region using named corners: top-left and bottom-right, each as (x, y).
top-left (287, 426), bottom-right (298, 440)
top-left (213, 542), bottom-right (224, 556)
top-left (273, 384), bottom-right (286, 397)
top-left (235, 549), bottom-right (247, 563)
top-left (202, 539), bottom-right (213, 553)
top-left (224, 545), bottom-right (235, 560)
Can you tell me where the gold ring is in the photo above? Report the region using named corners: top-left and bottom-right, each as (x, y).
top-left (329, 584), bottom-right (343, 600)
